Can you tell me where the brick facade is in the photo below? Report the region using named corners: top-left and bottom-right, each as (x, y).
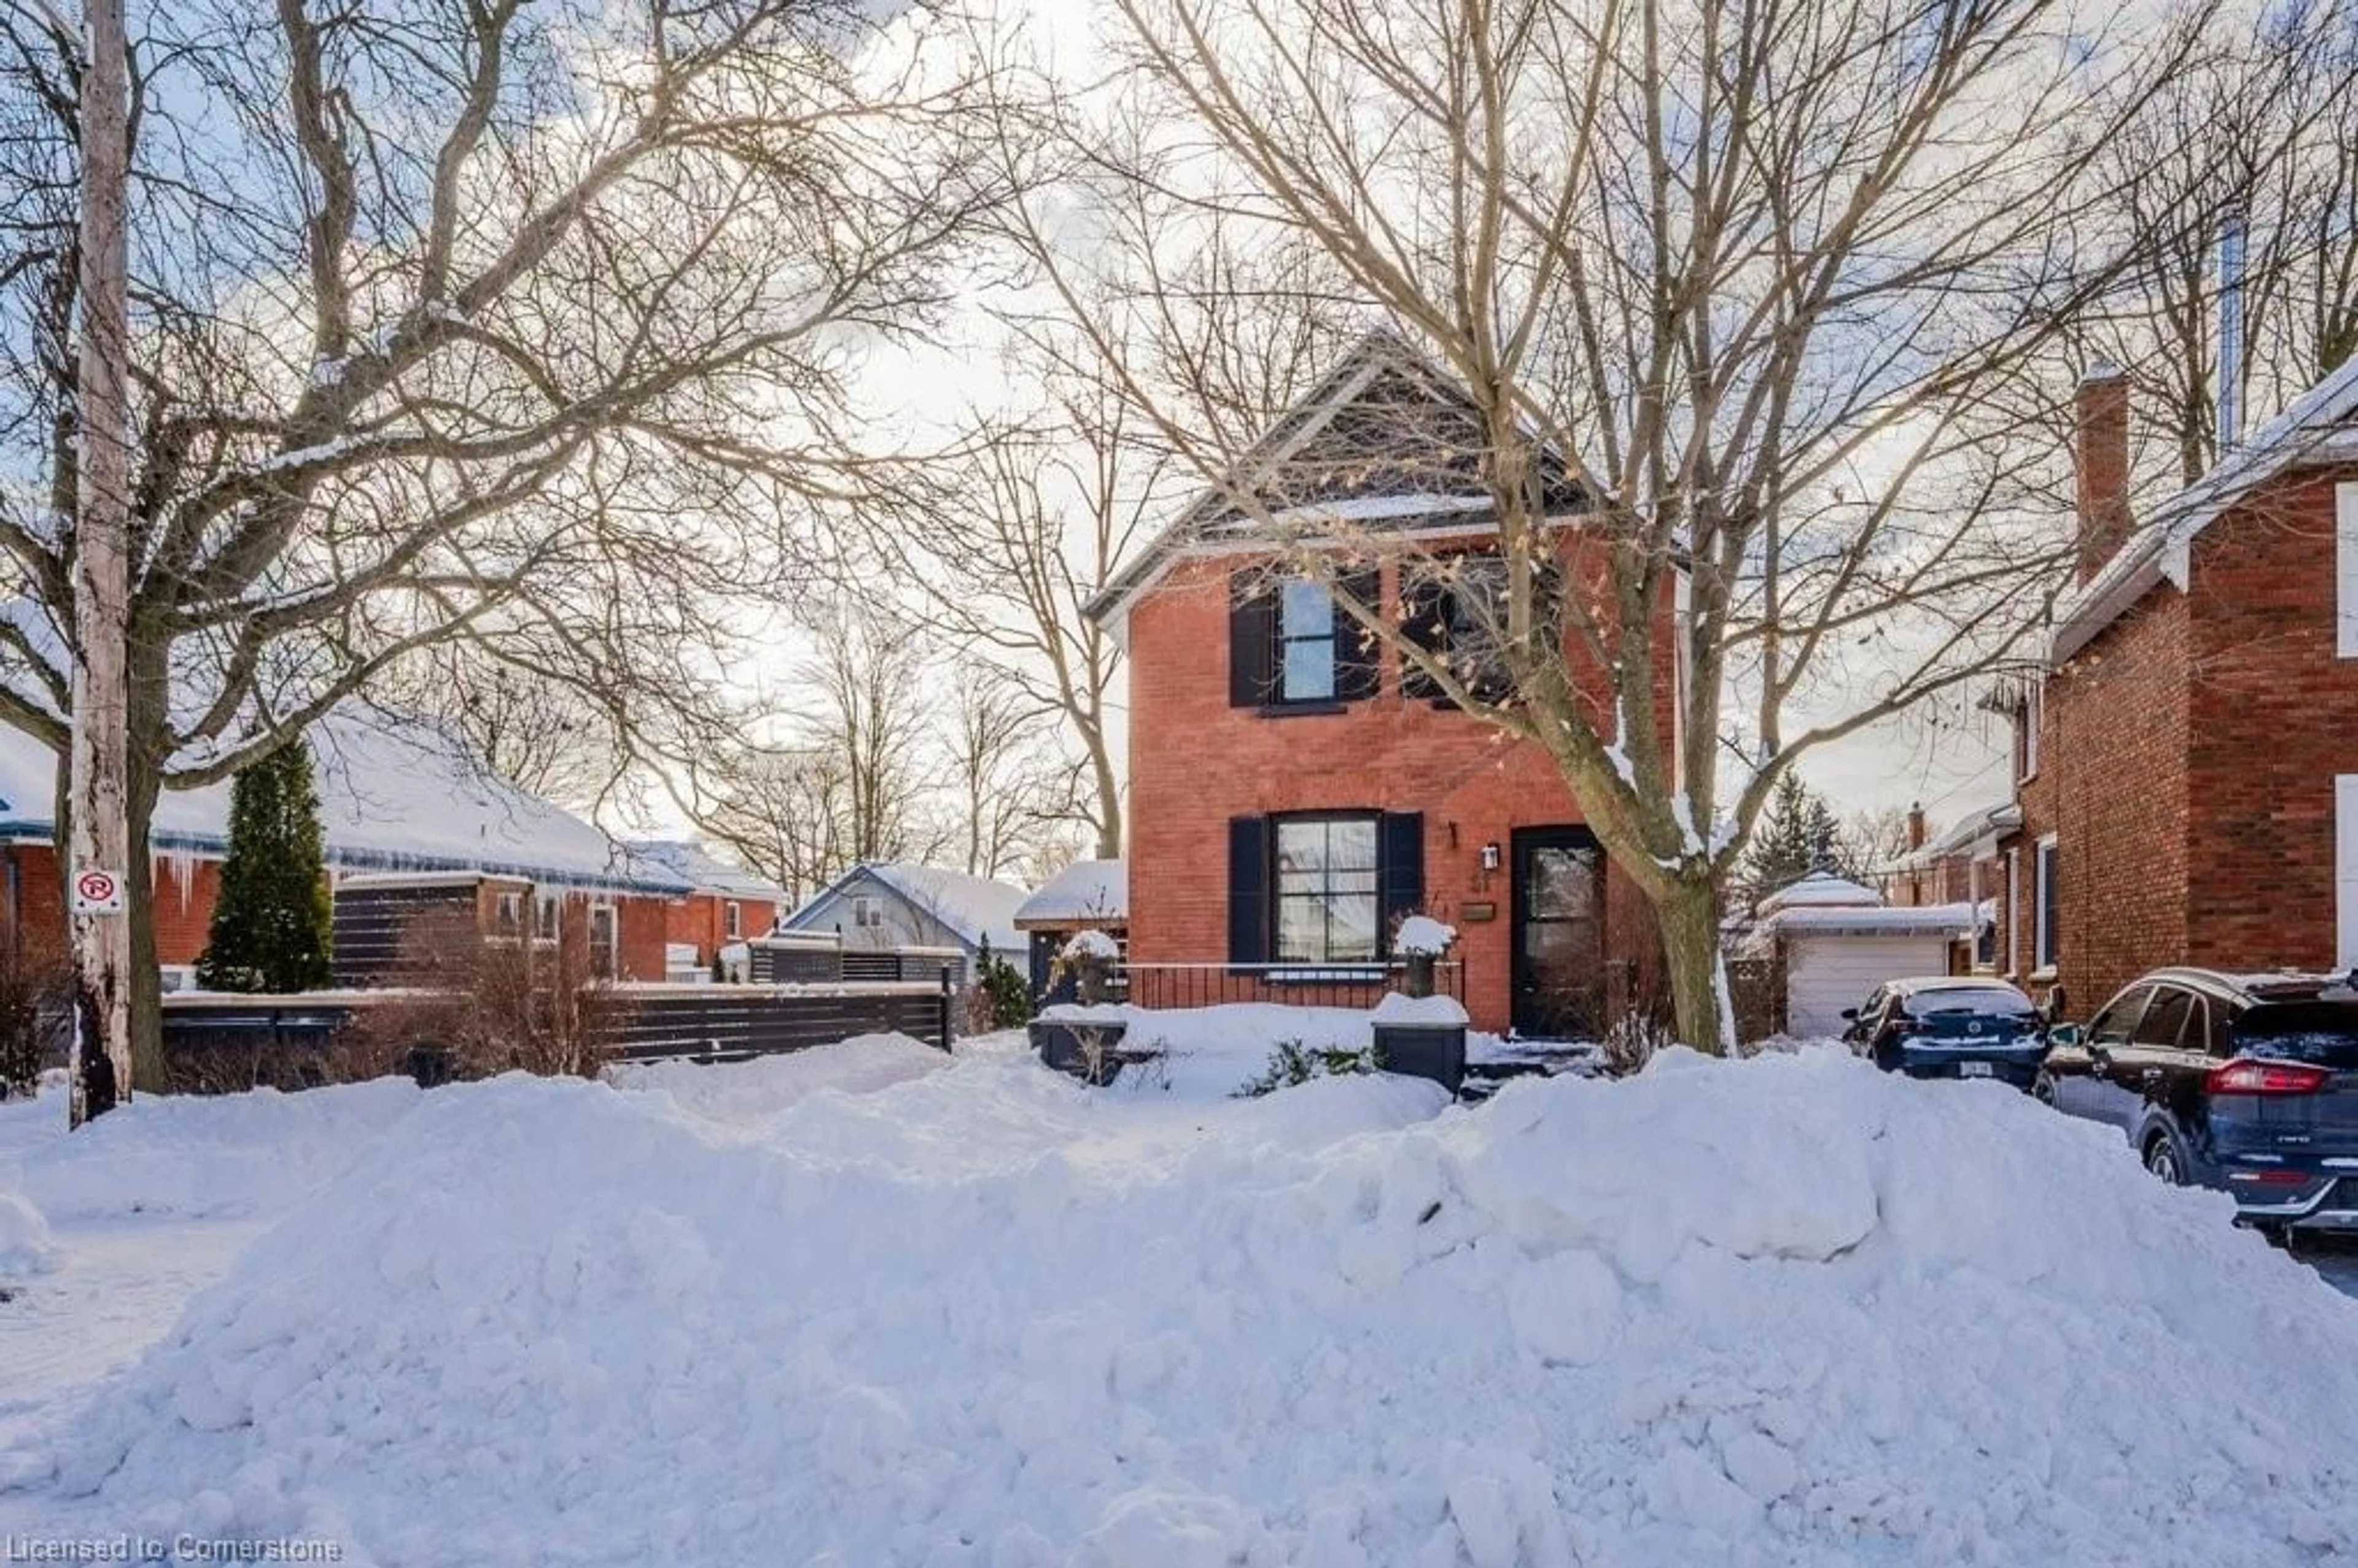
top-left (1124, 546), bottom-right (1665, 1035)
top-left (2006, 452), bottom-right (2358, 1016)
top-left (664, 891), bottom-right (781, 971)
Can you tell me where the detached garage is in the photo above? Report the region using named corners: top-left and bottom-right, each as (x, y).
top-left (1743, 874), bottom-right (1982, 1039)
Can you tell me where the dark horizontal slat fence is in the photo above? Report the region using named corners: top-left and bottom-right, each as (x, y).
top-left (160, 977), bottom-right (955, 1088)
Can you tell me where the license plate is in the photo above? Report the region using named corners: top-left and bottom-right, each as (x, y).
top-left (1959, 1062), bottom-right (1994, 1079)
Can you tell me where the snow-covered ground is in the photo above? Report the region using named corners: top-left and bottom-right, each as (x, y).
top-left (1, 1031), bottom-right (2356, 1567)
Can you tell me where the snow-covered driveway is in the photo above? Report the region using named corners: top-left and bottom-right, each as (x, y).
top-left (1, 1034), bottom-right (2356, 1567)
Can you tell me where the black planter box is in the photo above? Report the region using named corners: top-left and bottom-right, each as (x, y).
top-left (1030, 1018), bottom-right (1132, 1085)
top-left (1372, 1022), bottom-right (1468, 1093)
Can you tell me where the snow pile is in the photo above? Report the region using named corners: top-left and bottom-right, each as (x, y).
top-left (15, 1047), bottom-right (2358, 1566)
top-left (1394, 915), bottom-right (1457, 955)
top-left (0, 1188), bottom-right (56, 1276)
top-left (1371, 993), bottom-right (1469, 1027)
top-left (610, 1033), bottom-right (949, 1127)
top-left (1, 1077), bottom-right (421, 1222)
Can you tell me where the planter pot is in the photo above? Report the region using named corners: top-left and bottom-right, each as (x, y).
top-left (1372, 1021), bottom-right (1467, 1094)
top-left (1030, 1018), bottom-right (1130, 1085)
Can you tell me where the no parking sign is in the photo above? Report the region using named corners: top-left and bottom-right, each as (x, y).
top-left (72, 866), bottom-right (125, 915)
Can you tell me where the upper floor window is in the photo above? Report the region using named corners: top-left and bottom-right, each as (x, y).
top-left (1229, 568), bottom-right (1379, 710)
top-left (1403, 554), bottom-right (1516, 704)
top-left (852, 895), bottom-right (882, 929)
top-left (1278, 579), bottom-right (1337, 702)
top-left (2016, 681), bottom-right (2042, 782)
top-left (724, 901), bottom-right (742, 939)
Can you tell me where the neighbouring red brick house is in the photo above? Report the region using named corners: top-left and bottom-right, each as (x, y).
top-left (1988, 356), bottom-right (2358, 1015)
top-left (0, 713), bottom-right (714, 985)
top-left (1088, 335), bottom-right (1669, 1038)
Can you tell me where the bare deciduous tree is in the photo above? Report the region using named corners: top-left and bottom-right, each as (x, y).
top-left (944, 667), bottom-right (1070, 879)
top-left (1033, 0), bottom-right (2221, 1047)
top-left (0, 0), bottom-right (1020, 1077)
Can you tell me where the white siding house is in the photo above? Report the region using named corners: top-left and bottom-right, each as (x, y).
top-left (1745, 873), bottom-right (1983, 1039)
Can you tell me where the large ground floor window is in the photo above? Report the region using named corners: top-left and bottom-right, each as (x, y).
top-left (1274, 814), bottom-right (1380, 963)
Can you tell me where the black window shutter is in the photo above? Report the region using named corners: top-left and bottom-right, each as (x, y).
top-left (1228, 815), bottom-right (1270, 964)
top-left (1229, 573), bottom-right (1275, 708)
top-left (1332, 566), bottom-right (1383, 702)
top-left (1399, 571), bottom-right (1449, 702)
top-left (1380, 812), bottom-right (1425, 949)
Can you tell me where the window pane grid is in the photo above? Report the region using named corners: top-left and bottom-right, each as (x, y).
top-left (1273, 817), bottom-right (1380, 963)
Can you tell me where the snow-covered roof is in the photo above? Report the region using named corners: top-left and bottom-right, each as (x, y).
top-left (788, 862), bottom-right (1030, 954)
top-left (1756, 872), bottom-right (1882, 915)
top-left (1012, 858), bottom-right (1126, 928)
top-left (1880, 801), bottom-right (2021, 873)
top-left (630, 840), bottom-right (787, 904)
top-left (2053, 355), bottom-right (2358, 664)
top-left (0, 712), bottom-right (688, 896)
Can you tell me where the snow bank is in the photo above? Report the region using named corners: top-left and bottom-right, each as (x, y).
top-left (17, 1045), bottom-right (2358, 1566)
top-left (0, 1188), bottom-right (56, 1276)
top-left (609, 1033), bottom-right (949, 1127)
top-left (1, 1077), bottom-right (422, 1222)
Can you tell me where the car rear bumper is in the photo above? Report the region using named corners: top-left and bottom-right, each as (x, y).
top-left (1891, 1049), bottom-right (2043, 1090)
top-left (2223, 1161), bottom-right (2358, 1230)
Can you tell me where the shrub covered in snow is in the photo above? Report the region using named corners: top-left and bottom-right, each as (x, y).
top-left (10, 1046), bottom-right (2358, 1566)
top-left (1233, 1038), bottom-right (1385, 1097)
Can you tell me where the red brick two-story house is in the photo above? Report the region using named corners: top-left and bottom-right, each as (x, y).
top-left (1998, 355), bottom-right (2358, 1014)
top-left (1088, 335), bottom-right (1668, 1038)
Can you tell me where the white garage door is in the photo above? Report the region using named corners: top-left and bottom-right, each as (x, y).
top-left (1786, 934), bottom-right (1951, 1039)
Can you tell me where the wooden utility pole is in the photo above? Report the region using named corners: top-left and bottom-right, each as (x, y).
top-left (66, 0), bottom-right (134, 1127)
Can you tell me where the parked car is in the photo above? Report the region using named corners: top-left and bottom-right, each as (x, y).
top-left (2037, 968), bottom-right (2358, 1235)
top-left (1840, 977), bottom-right (2049, 1089)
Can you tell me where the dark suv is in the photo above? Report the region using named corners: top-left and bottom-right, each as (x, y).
top-left (2037, 968), bottom-right (2358, 1233)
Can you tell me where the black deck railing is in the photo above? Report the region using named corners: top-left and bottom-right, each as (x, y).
top-left (1111, 961), bottom-right (1463, 1013)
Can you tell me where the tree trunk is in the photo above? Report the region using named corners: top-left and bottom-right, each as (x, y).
top-left (66, 0), bottom-right (134, 1127)
top-left (1089, 742), bottom-right (1122, 859)
top-left (1656, 875), bottom-right (1731, 1055)
top-left (125, 756), bottom-right (165, 1091)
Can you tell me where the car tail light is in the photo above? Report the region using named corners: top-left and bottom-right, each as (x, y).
top-left (2206, 1059), bottom-right (2332, 1095)
top-left (2227, 1168), bottom-right (2317, 1186)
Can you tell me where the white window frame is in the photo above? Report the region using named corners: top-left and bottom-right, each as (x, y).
top-left (492, 890), bottom-right (523, 939)
top-left (2337, 775), bottom-right (2358, 968)
top-left (2338, 483), bottom-right (2358, 659)
top-left (2033, 834), bottom-right (2060, 976)
top-left (852, 895), bottom-right (882, 930)
top-left (534, 891), bottom-right (561, 944)
top-left (723, 900), bottom-right (741, 939)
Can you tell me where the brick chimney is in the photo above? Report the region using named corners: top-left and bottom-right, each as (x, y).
top-left (2074, 363), bottom-right (2131, 584)
top-left (1905, 804), bottom-right (1926, 852)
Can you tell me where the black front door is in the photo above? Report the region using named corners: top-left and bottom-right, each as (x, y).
top-left (1511, 826), bottom-right (1604, 1039)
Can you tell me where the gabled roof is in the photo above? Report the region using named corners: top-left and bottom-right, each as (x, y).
top-left (0, 712), bottom-right (690, 895)
top-left (2052, 355), bottom-right (2358, 664)
top-left (1013, 858), bottom-right (1125, 928)
top-left (785, 861), bottom-right (1029, 954)
top-left (1084, 330), bottom-right (1590, 628)
top-left (1880, 801), bottom-right (2021, 874)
